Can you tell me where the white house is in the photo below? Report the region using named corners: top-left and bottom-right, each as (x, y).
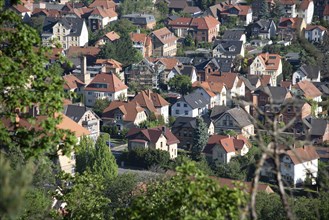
top-left (171, 92), bottom-right (208, 118)
top-left (41, 17), bottom-right (88, 50)
top-left (203, 134), bottom-right (251, 163)
top-left (168, 65), bottom-right (198, 86)
top-left (304, 25), bottom-right (327, 43)
top-left (249, 53), bottom-right (282, 86)
top-left (292, 65), bottom-right (321, 85)
top-left (84, 72), bottom-right (128, 107)
top-left (261, 146), bottom-right (319, 186)
top-left (88, 8), bottom-right (118, 32)
top-left (192, 81), bottom-right (227, 107)
top-left (297, 0), bottom-right (314, 24)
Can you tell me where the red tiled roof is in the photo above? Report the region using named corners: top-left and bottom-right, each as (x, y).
top-left (204, 135), bottom-right (235, 154)
top-left (305, 25), bottom-right (327, 32)
top-left (168, 16), bottom-right (220, 30)
top-left (12, 4), bottom-right (30, 13)
top-left (152, 27), bottom-right (177, 45)
top-left (280, 0), bottom-right (296, 5)
top-left (95, 58), bottom-right (122, 70)
top-left (103, 101), bottom-right (145, 122)
top-left (84, 73), bottom-right (128, 92)
top-left (286, 146), bottom-right (319, 164)
top-left (89, 0), bottom-right (116, 9)
top-left (63, 74), bottom-right (85, 90)
top-left (258, 53), bottom-right (281, 71)
top-left (155, 57), bottom-right (179, 70)
top-left (295, 80), bottom-right (322, 99)
top-left (299, 0), bottom-right (311, 10)
top-left (66, 46), bottom-right (101, 58)
top-left (278, 17), bottom-right (304, 29)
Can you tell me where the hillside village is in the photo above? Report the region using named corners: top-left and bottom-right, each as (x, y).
top-left (3, 0), bottom-right (329, 218)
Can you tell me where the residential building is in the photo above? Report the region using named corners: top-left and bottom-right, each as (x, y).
top-left (213, 107), bottom-right (254, 137)
top-left (63, 104), bottom-right (101, 141)
top-left (195, 58), bottom-right (221, 82)
top-left (248, 19), bottom-right (277, 39)
top-left (292, 65), bottom-right (321, 85)
top-left (63, 74), bottom-right (85, 93)
top-left (212, 40), bottom-right (244, 59)
top-left (152, 57), bottom-right (180, 84)
top-left (203, 134), bottom-right (250, 163)
top-left (167, 16), bottom-right (220, 42)
top-left (324, 4), bottom-right (329, 21)
top-left (151, 27), bottom-right (178, 57)
top-left (84, 72), bottom-right (128, 107)
top-left (95, 31), bottom-right (120, 46)
top-left (282, 98), bottom-right (312, 130)
top-left (192, 81), bottom-right (227, 107)
top-left (307, 118), bottom-right (329, 144)
top-left (171, 116), bottom-right (214, 150)
top-left (41, 17), bottom-right (88, 50)
top-left (121, 14), bottom-right (156, 29)
top-left (130, 31), bottom-right (153, 57)
top-left (167, 65), bottom-right (198, 85)
top-left (171, 92), bottom-right (209, 118)
top-left (11, 4), bottom-right (31, 22)
top-left (222, 29), bottom-right (247, 43)
top-left (95, 59), bottom-right (123, 77)
top-left (102, 101), bottom-right (147, 130)
top-left (132, 90), bottom-right (170, 122)
top-left (168, 0), bottom-right (189, 13)
top-left (278, 17), bottom-right (306, 41)
top-left (304, 25), bottom-right (327, 43)
top-left (297, 0), bottom-right (314, 24)
top-left (125, 58), bottom-right (165, 89)
top-left (218, 4), bottom-right (253, 25)
top-left (280, 0), bottom-right (297, 17)
top-left (88, 7), bottom-right (118, 32)
top-left (261, 146), bottom-right (319, 186)
top-left (126, 126), bottom-right (180, 159)
top-left (249, 53), bottom-right (282, 86)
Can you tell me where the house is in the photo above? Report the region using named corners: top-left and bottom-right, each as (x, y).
top-left (249, 53), bottom-right (282, 86)
top-left (280, 0), bottom-right (297, 18)
top-left (192, 81), bottom-right (227, 107)
top-left (167, 16), bottom-right (220, 42)
top-left (304, 25), bottom-right (327, 43)
top-left (126, 126), bottom-right (179, 159)
top-left (182, 6), bottom-right (203, 17)
top-left (84, 72), bottom-right (128, 107)
top-left (307, 118), bottom-right (329, 144)
top-left (167, 65), bottom-right (198, 85)
top-left (102, 101), bottom-right (147, 130)
top-left (213, 107), bottom-right (254, 137)
top-left (88, 0), bottom-right (116, 11)
top-left (222, 29), bottom-right (246, 44)
top-left (32, 8), bottom-right (61, 18)
top-left (121, 14), bottom-right (156, 29)
top-left (95, 59), bottom-right (123, 77)
top-left (212, 40), bottom-right (244, 59)
top-left (297, 0), bottom-right (314, 24)
top-left (248, 19), bottom-right (276, 39)
top-left (41, 17), bottom-right (88, 50)
top-left (152, 57), bottom-right (180, 84)
top-left (292, 65), bottom-right (321, 85)
top-left (194, 58), bottom-right (221, 82)
top-left (251, 0), bottom-right (275, 19)
top-left (323, 4), bottom-right (329, 21)
top-left (95, 31), bottom-right (120, 46)
top-left (218, 4), bottom-right (253, 26)
top-left (171, 116), bottom-right (214, 150)
top-left (63, 104), bottom-right (101, 141)
top-left (11, 4), bottom-right (31, 22)
top-left (171, 92), bottom-right (208, 118)
top-left (63, 74), bottom-right (85, 93)
top-left (66, 46), bottom-right (101, 67)
top-left (130, 31), bottom-right (152, 57)
top-left (168, 0), bottom-right (189, 13)
top-left (315, 147), bottom-right (329, 162)
top-left (88, 7), bottom-right (118, 31)
top-left (132, 90), bottom-right (170, 122)
top-left (278, 17), bottom-right (306, 41)
top-left (151, 27), bottom-right (178, 57)
top-left (203, 134), bottom-right (250, 163)
top-left (125, 58), bottom-right (165, 89)
top-left (292, 80), bottom-right (322, 115)
top-left (261, 146), bottom-right (319, 186)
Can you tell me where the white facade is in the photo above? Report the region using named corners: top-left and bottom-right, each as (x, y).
top-left (292, 69), bottom-right (321, 85)
top-left (171, 101), bottom-right (208, 118)
top-left (249, 56), bottom-right (282, 86)
top-left (304, 28), bottom-right (326, 43)
top-left (298, 1), bottom-right (314, 24)
top-left (245, 12), bottom-right (253, 25)
top-left (194, 88), bottom-right (216, 109)
top-left (156, 105), bottom-right (169, 123)
top-left (85, 89), bottom-right (128, 107)
top-left (211, 145), bottom-right (236, 164)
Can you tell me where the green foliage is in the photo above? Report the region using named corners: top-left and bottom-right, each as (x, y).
top-left (155, 1), bottom-right (169, 20)
top-left (117, 162), bottom-right (247, 219)
top-left (63, 172), bottom-right (110, 220)
top-left (259, 0), bottom-right (269, 19)
top-left (213, 159), bottom-right (247, 180)
top-left (75, 136), bottom-right (97, 174)
top-left (28, 16), bottom-right (45, 34)
top-left (92, 98), bottom-right (111, 117)
top-left (168, 116), bottom-right (176, 127)
top-left (223, 129), bottom-right (238, 137)
top-left (191, 117), bottom-right (209, 161)
top-left (282, 59), bottom-right (293, 80)
top-left (138, 114), bottom-right (165, 129)
top-left (118, 0), bottom-right (153, 15)
top-left (256, 192), bottom-right (286, 220)
top-left (144, 149), bottom-right (171, 169)
top-left (168, 74), bottom-right (192, 95)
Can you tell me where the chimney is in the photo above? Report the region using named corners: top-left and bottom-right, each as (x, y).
top-left (162, 126), bottom-right (166, 134)
top-left (80, 56), bottom-right (90, 84)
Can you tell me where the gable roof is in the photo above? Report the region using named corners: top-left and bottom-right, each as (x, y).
top-left (256, 86), bottom-right (291, 104)
top-left (66, 46), bottom-right (101, 58)
top-left (286, 146), bottom-right (319, 164)
top-left (130, 32), bottom-right (151, 46)
top-left (324, 4), bottom-right (329, 16)
top-left (305, 25), bottom-right (327, 32)
top-left (42, 17), bottom-right (85, 37)
top-left (104, 31), bottom-right (120, 41)
top-left (63, 74), bottom-right (85, 90)
top-left (122, 13), bottom-right (156, 25)
top-left (12, 4), bottom-right (30, 13)
top-left (278, 17), bottom-right (304, 30)
top-left (299, 0), bottom-right (312, 10)
top-left (95, 58), bottom-right (123, 70)
top-left (88, 0), bottom-right (116, 9)
top-left (212, 40), bottom-right (243, 56)
top-left (253, 19), bottom-right (274, 32)
top-left (222, 29), bottom-right (245, 40)
top-left (84, 73), bottom-right (128, 92)
top-left (152, 27), bottom-right (177, 45)
top-left (310, 118), bottom-right (328, 136)
top-left (217, 107), bottom-right (253, 127)
top-left (203, 135), bottom-right (236, 154)
top-left (210, 105), bottom-right (230, 119)
top-left (155, 57), bottom-right (180, 70)
top-left (257, 53), bottom-right (281, 71)
top-left (168, 0), bottom-right (188, 9)
top-left (63, 104), bottom-right (98, 123)
top-left (132, 90), bottom-right (168, 114)
top-left (295, 80), bottom-right (322, 98)
top-left (103, 101), bottom-right (145, 122)
top-left (298, 65), bottom-right (320, 80)
top-left (178, 92), bottom-right (208, 109)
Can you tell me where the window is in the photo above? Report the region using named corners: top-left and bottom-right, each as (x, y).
top-left (175, 110), bottom-right (180, 114)
top-left (184, 110), bottom-right (188, 115)
top-left (161, 142), bottom-right (163, 149)
top-left (88, 92), bottom-right (92, 95)
top-left (88, 99), bottom-right (92, 103)
top-left (177, 103), bottom-right (181, 107)
top-left (71, 166), bottom-right (75, 175)
top-left (183, 103), bottom-right (187, 107)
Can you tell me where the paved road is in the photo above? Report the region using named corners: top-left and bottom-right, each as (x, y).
top-left (111, 143), bottom-right (127, 152)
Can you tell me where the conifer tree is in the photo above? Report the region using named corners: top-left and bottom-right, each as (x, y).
top-left (191, 117), bottom-right (209, 161)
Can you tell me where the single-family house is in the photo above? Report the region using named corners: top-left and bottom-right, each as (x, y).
top-left (95, 31), bottom-right (120, 46)
top-left (151, 27), bottom-right (178, 57)
top-left (280, 0), bottom-right (297, 18)
top-left (88, 7), bottom-right (118, 31)
top-left (126, 126), bottom-right (179, 159)
top-left (168, 0), bottom-right (189, 13)
top-left (171, 116), bottom-right (214, 150)
top-left (249, 53), bottom-right (282, 86)
top-left (213, 107), bottom-right (254, 137)
top-left (292, 65), bottom-right (321, 85)
top-left (11, 4), bottom-right (31, 22)
top-left (323, 4), bottom-right (329, 21)
top-left (278, 17), bottom-right (306, 41)
top-left (102, 101), bottom-right (147, 130)
top-left (171, 92), bottom-right (209, 118)
top-left (84, 72), bottom-right (128, 107)
top-left (282, 98), bottom-right (312, 130)
top-left (41, 17), bottom-right (88, 50)
top-left (121, 14), bottom-right (156, 29)
top-left (63, 74), bottom-right (85, 93)
top-left (218, 4), bottom-right (253, 25)
top-left (261, 146), bottom-right (319, 186)
top-left (63, 104), bottom-right (101, 142)
top-left (194, 58), bottom-right (221, 82)
top-left (212, 40), bottom-right (244, 59)
top-left (222, 29), bottom-right (247, 44)
top-left (130, 31), bottom-right (153, 58)
top-left (248, 19), bottom-right (276, 39)
top-left (192, 81), bottom-right (227, 107)
top-left (95, 59), bottom-right (123, 77)
top-left (297, 0), bottom-right (314, 24)
top-left (203, 134), bottom-right (250, 163)
top-left (307, 118), bottom-right (329, 144)
top-left (167, 65), bottom-right (198, 85)
top-left (304, 25), bottom-right (327, 43)
top-left (132, 90), bottom-right (170, 122)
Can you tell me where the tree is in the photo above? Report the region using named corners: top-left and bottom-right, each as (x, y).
top-left (213, 159), bottom-right (247, 180)
top-left (144, 149), bottom-right (171, 169)
top-left (256, 192), bottom-right (286, 220)
top-left (168, 74), bottom-right (192, 95)
top-left (155, 1), bottom-right (169, 20)
top-left (116, 162), bottom-right (247, 219)
top-left (282, 60), bottom-right (294, 80)
top-left (259, 0), bottom-right (270, 19)
top-left (93, 98), bottom-right (111, 117)
top-left (75, 136), bottom-right (96, 174)
top-left (191, 117), bottom-right (208, 161)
